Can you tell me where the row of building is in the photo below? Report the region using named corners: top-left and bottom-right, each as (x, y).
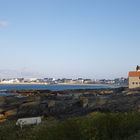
top-left (0, 77), bottom-right (128, 86)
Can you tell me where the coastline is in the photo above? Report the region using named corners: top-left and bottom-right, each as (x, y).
top-left (0, 82), bottom-right (47, 85)
top-left (0, 82), bottom-right (113, 87)
top-left (57, 83), bottom-right (114, 87)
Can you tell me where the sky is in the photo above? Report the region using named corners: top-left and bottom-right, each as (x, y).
top-left (0, 0), bottom-right (140, 79)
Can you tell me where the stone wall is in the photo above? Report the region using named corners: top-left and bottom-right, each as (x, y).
top-left (129, 77), bottom-right (140, 88)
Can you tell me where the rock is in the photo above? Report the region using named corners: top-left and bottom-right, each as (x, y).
top-left (0, 113), bottom-right (6, 123)
top-left (80, 97), bottom-right (88, 108)
top-left (95, 97), bottom-right (108, 106)
top-left (0, 97), bottom-right (5, 105)
top-left (48, 100), bottom-right (56, 113)
top-left (0, 87), bottom-right (140, 120)
top-left (4, 109), bottom-right (17, 118)
top-left (0, 114), bottom-right (5, 120)
top-left (48, 100), bottom-right (56, 108)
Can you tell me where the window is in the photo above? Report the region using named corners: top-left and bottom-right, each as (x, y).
top-left (136, 82), bottom-right (138, 84)
top-left (132, 82), bottom-right (135, 85)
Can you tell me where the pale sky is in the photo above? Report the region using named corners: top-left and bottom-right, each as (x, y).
top-left (0, 0), bottom-right (140, 79)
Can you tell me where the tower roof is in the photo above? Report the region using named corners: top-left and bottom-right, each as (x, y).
top-left (128, 71), bottom-right (140, 77)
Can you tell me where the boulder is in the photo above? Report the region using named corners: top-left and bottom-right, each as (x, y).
top-left (4, 109), bottom-right (17, 118)
top-left (80, 97), bottom-right (88, 108)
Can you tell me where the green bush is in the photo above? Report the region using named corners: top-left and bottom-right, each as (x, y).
top-left (0, 112), bottom-right (140, 140)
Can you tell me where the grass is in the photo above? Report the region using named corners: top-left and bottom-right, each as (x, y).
top-left (0, 112), bottom-right (140, 140)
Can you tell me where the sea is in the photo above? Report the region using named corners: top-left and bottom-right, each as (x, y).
top-left (0, 84), bottom-right (111, 96)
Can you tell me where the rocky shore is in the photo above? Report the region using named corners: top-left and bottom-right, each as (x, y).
top-left (0, 87), bottom-right (140, 121)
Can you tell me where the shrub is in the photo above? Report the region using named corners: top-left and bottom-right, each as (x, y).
top-left (0, 112), bottom-right (140, 140)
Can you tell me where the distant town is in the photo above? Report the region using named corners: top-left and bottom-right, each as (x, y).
top-left (0, 77), bottom-right (128, 86)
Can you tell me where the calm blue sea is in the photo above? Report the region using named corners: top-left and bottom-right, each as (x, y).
top-left (0, 84), bottom-right (110, 92)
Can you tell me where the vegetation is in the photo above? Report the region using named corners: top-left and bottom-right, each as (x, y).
top-left (0, 112), bottom-right (140, 140)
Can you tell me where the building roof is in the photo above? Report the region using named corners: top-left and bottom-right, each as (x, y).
top-left (128, 71), bottom-right (140, 77)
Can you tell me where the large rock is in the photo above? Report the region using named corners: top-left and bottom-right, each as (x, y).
top-left (80, 97), bottom-right (88, 108)
top-left (4, 109), bottom-right (17, 118)
top-left (0, 97), bottom-right (5, 106)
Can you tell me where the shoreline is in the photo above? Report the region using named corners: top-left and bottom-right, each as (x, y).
top-left (0, 82), bottom-right (47, 85)
top-left (57, 83), bottom-right (114, 87)
top-left (0, 82), bottom-right (114, 87)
